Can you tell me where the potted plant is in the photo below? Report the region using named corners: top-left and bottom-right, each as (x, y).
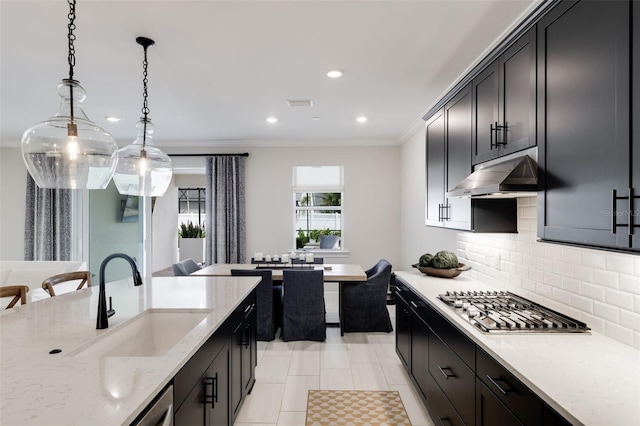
top-left (178, 221), bottom-right (205, 263)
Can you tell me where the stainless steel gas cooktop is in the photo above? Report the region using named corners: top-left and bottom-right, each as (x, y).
top-left (438, 291), bottom-right (590, 334)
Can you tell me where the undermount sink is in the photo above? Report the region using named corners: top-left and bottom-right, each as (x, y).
top-left (71, 309), bottom-right (212, 357)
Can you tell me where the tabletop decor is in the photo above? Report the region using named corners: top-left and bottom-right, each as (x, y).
top-left (412, 262), bottom-right (471, 278)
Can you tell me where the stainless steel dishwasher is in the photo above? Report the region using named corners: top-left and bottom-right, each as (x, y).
top-left (135, 385), bottom-right (173, 426)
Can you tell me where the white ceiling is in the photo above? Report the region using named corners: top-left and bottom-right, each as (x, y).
top-left (1, 0), bottom-right (537, 149)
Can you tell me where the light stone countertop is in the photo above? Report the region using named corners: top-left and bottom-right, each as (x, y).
top-left (0, 275), bottom-right (260, 426)
top-left (395, 270), bottom-right (640, 426)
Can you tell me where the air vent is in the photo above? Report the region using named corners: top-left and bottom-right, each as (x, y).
top-left (287, 99), bottom-right (313, 107)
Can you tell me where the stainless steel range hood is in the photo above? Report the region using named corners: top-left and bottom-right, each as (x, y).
top-left (447, 155), bottom-right (538, 198)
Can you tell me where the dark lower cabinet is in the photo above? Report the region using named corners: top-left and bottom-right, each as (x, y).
top-left (476, 378), bottom-right (523, 426)
top-left (428, 332), bottom-right (474, 425)
top-left (394, 288), bottom-right (411, 370)
top-left (410, 311), bottom-right (430, 401)
top-left (426, 376), bottom-right (465, 426)
top-left (173, 290), bottom-right (256, 426)
top-left (395, 277), bottom-right (571, 426)
top-left (231, 298), bottom-right (257, 424)
top-left (205, 343), bottom-right (230, 426)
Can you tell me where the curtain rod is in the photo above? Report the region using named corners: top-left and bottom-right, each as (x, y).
top-left (168, 153), bottom-right (249, 157)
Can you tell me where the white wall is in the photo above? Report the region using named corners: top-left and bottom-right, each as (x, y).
top-left (0, 147), bottom-right (27, 260)
top-left (399, 126), bottom-right (458, 270)
top-left (153, 145), bottom-right (402, 271)
top-left (152, 179), bottom-right (179, 272)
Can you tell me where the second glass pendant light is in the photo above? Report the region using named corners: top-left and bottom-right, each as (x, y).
top-left (113, 37), bottom-right (172, 197)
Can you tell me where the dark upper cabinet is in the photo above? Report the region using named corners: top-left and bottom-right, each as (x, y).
top-left (425, 108), bottom-right (446, 227)
top-left (633, 1), bottom-right (640, 250)
top-left (472, 61), bottom-right (499, 164)
top-left (473, 28), bottom-right (536, 165)
top-left (445, 85), bottom-right (473, 230)
top-left (537, 0), bottom-right (634, 251)
top-left (425, 84), bottom-right (472, 230)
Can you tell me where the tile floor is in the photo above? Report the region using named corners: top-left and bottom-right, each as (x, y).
top-left (234, 306), bottom-right (434, 426)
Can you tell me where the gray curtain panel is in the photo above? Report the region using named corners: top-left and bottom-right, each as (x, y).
top-left (24, 175), bottom-right (71, 261)
top-left (205, 156), bottom-right (246, 264)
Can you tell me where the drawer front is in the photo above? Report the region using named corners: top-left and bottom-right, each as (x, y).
top-left (476, 378), bottom-right (523, 426)
top-left (429, 333), bottom-right (475, 425)
top-left (476, 347), bottom-right (542, 425)
top-left (426, 376), bottom-right (466, 426)
top-left (426, 302), bottom-right (475, 368)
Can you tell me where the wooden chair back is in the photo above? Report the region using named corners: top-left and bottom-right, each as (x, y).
top-left (42, 271), bottom-right (92, 297)
top-left (0, 285), bottom-right (29, 309)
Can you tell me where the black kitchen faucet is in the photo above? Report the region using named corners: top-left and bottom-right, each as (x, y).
top-left (97, 253), bottom-right (143, 329)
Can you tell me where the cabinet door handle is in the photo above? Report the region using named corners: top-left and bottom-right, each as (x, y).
top-left (410, 301), bottom-right (418, 309)
top-left (160, 403), bottom-right (173, 426)
top-left (486, 375), bottom-right (513, 395)
top-left (203, 374), bottom-right (218, 408)
top-left (489, 121), bottom-right (498, 149)
top-left (491, 122), bottom-right (507, 149)
top-left (438, 365), bottom-right (456, 379)
top-left (438, 417), bottom-right (452, 426)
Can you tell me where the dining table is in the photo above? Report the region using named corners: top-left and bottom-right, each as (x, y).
top-left (193, 263), bottom-right (367, 335)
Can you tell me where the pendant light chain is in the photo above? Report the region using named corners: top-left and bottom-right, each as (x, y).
top-left (141, 42), bottom-right (150, 152)
top-left (67, 0), bottom-right (76, 81)
top-left (66, 0), bottom-right (77, 133)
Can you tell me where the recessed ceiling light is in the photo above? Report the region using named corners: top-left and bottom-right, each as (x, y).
top-left (356, 116), bottom-right (368, 123)
top-left (105, 116), bottom-right (121, 122)
top-left (266, 117), bottom-right (278, 124)
top-left (287, 99), bottom-right (313, 107)
top-left (327, 69), bottom-right (344, 78)
top-left (311, 117), bottom-right (321, 121)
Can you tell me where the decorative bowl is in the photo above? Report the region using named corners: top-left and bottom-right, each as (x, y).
top-left (412, 263), bottom-right (471, 278)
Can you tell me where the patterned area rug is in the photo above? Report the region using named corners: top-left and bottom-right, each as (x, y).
top-left (305, 390), bottom-right (411, 425)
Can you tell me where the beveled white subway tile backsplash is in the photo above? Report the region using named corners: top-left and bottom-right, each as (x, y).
top-left (458, 196), bottom-right (640, 350)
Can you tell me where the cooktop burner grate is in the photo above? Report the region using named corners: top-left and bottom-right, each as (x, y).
top-left (438, 291), bottom-right (590, 334)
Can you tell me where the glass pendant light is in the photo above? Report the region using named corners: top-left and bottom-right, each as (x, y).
top-left (21, 0), bottom-right (117, 189)
top-left (113, 37), bottom-right (172, 197)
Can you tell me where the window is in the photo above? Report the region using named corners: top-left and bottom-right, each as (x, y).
top-left (178, 187), bottom-right (206, 228)
top-left (293, 166), bottom-right (343, 249)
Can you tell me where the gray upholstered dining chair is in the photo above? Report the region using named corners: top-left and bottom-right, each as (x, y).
top-left (340, 259), bottom-right (393, 333)
top-left (172, 258), bottom-right (202, 276)
top-left (230, 269), bottom-right (276, 341)
top-left (319, 235), bottom-right (340, 249)
top-left (281, 269), bottom-right (326, 342)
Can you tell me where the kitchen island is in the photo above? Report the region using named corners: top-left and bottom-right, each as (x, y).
top-left (395, 270), bottom-right (640, 426)
top-left (0, 275), bottom-right (260, 426)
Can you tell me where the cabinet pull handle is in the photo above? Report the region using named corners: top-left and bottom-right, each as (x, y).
top-left (491, 122), bottom-right (507, 149)
top-left (438, 417), bottom-right (452, 426)
top-left (629, 187), bottom-right (636, 236)
top-left (438, 203), bottom-right (443, 221)
top-left (203, 374), bottom-right (218, 408)
top-left (410, 301), bottom-right (418, 309)
top-left (442, 203), bottom-right (451, 221)
top-left (612, 189), bottom-right (618, 234)
top-left (489, 121), bottom-right (498, 149)
top-left (611, 188), bottom-right (639, 235)
top-left (160, 404), bottom-right (173, 426)
top-left (438, 365), bottom-right (455, 379)
top-left (486, 375), bottom-right (512, 395)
